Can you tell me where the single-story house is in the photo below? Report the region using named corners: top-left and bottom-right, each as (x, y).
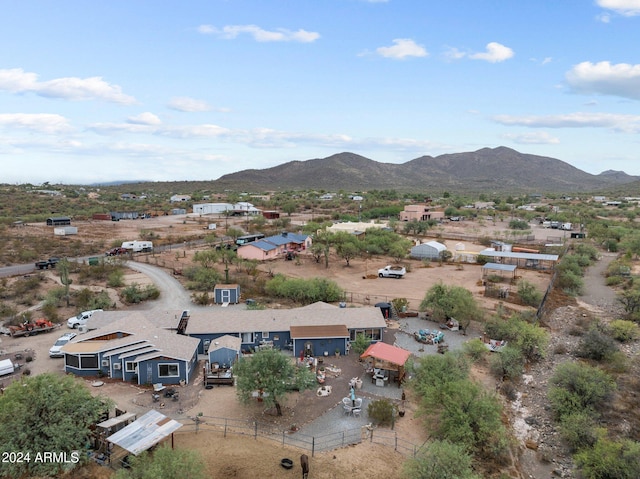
top-left (236, 232), bottom-right (312, 261)
top-left (399, 205), bottom-right (444, 222)
top-left (410, 241), bottom-right (447, 260)
top-left (61, 316), bottom-right (200, 385)
top-left (325, 221), bottom-right (389, 235)
top-left (170, 195), bottom-right (191, 203)
top-left (184, 302), bottom-right (386, 357)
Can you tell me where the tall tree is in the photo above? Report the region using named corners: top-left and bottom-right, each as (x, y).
top-left (0, 373), bottom-right (112, 478)
top-left (234, 349), bottom-right (315, 416)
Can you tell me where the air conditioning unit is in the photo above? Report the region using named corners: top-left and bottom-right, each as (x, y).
top-left (113, 363), bottom-right (121, 370)
top-left (101, 360), bottom-right (109, 367)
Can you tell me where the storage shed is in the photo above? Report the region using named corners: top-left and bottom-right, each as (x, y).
top-left (54, 226), bottom-right (78, 236)
top-left (46, 216), bottom-right (71, 226)
top-left (213, 284), bottom-right (241, 304)
top-left (410, 240), bottom-right (447, 260)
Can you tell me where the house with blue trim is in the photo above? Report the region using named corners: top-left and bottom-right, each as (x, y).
top-left (236, 231), bottom-right (312, 261)
top-left (184, 302), bottom-right (386, 358)
top-left (61, 315), bottom-right (200, 385)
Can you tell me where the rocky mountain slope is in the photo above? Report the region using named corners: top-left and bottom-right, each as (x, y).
top-left (213, 147), bottom-right (638, 194)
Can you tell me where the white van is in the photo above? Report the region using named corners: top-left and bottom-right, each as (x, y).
top-left (67, 309), bottom-right (103, 329)
top-left (0, 358), bottom-right (16, 376)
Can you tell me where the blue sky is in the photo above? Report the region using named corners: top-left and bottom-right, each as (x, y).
top-left (1, 0), bottom-right (640, 185)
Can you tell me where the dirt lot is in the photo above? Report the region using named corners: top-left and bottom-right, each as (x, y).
top-left (0, 215), bottom-right (558, 479)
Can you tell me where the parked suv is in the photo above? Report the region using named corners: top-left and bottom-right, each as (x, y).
top-left (67, 309), bottom-right (103, 329)
top-left (49, 332), bottom-right (77, 357)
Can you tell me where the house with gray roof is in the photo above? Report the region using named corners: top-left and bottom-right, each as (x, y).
top-left (61, 316), bottom-right (200, 385)
top-left (237, 231), bottom-right (312, 261)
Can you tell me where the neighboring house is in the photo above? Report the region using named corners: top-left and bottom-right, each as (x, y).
top-left (184, 302), bottom-right (387, 357)
top-left (410, 241), bottom-right (447, 260)
top-left (399, 205), bottom-right (445, 222)
top-left (46, 216), bottom-right (71, 226)
top-left (325, 221), bottom-right (389, 235)
top-left (192, 202), bottom-right (261, 216)
top-left (170, 195), bottom-right (191, 203)
top-left (61, 316), bottom-right (200, 385)
top-left (236, 232), bottom-right (312, 261)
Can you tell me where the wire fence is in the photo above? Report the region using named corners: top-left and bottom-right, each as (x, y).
top-left (173, 415), bottom-right (424, 458)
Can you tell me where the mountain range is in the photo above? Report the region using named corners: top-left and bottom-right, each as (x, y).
top-left (212, 147), bottom-right (638, 194)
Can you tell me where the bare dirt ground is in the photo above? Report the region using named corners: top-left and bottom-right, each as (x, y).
top-left (0, 215), bottom-right (572, 478)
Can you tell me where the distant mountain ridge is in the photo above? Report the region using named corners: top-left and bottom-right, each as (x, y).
top-left (213, 147), bottom-right (639, 193)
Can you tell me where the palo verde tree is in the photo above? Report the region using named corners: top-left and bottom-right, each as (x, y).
top-left (234, 348), bottom-right (315, 416)
top-left (0, 373), bottom-right (112, 478)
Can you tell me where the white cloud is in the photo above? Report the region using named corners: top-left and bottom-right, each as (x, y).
top-left (168, 97), bottom-right (213, 112)
top-left (0, 113), bottom-right (72, 134)
top-left (127, 112), bottom-right (162, 125)
top-left (501, 131), bottom-right (560, 145)
top-left (597, 0), bottom-right (640, 16)
top-left (0, 68), bottom-right (136, 104)
top-left (376, 39), bottom-right (428, 59)
top-left (443, 46), bottom-right (466, 61)
top-left (565, 61), bottom-right (640, 100)
top-left (469, 42), bottom-right (514, 63)
top-left (493, 112), bottom-right (640, 133)
top-left (197, 24), bottom-right (320, 43)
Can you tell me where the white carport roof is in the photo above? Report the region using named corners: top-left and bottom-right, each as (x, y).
top-left (107, 410), bottom-right (182, 456)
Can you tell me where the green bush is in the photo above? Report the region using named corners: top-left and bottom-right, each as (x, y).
top-left (575, 433), bottom-right (640, 479)
top-left (517, 279), bottom-right (542, 306)
top-left (265, 274), bottom-right (344, 304)
top-left (548, 362), bottom-right (616, 420)
top-left (367, 398), bottom-right (397, 427)
top-left (403, 440), bottom-right (481, 479)
top-left (558, 411), bottom-right (598, 452)
top-left (609, 320), bottom-right (640, 342)
top-left (121, 283), bottom-right (160, 304)
top-left (462, 338), bottom-right (487, 362)
top-left (489, 346), bottom-right (525, 381)
top-left (575, 325), bottom-right (618, 362)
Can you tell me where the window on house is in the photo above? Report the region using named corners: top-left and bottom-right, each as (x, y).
top-left (261, 331), bottom-right (269, 339)
top-left (80, 355), bottom-right (99, 369)
top-left (65, 354), bottom-right (80, 368)
top-left (158, 363), bottom-right (179, 378)
top-left (125, 361), bottom-right (136, 373)
top-left (241, 332), bottom-right (255, 344)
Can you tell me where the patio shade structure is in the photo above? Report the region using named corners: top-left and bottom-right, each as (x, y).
top-left (360, 342), bottom-right (411, 386)
top-left (107, 410), bottom-right (182, 460)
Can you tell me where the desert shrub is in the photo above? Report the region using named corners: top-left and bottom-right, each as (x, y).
top-left (558, 411), bottom-right (598, 452)
top-left (264, 274), bottom-right (343, 304)
top-left (605, 275), bottom-right (625, 286)
top-left (508, 219), bottom-right (529, 230)
top-left (183, 266), bottom-right (221, 291)
top-left (121, 283), bottom-right (160, 304)
top-left (573, 244), bottom-right (599, 262)
top-left (553, 343), bottom-right (569, 355)
top-left (489, 346), bottom-right (525, 381)
top-left (548, 362), bottom-right (616, 420)
top-left (603, 351), bottom-right (628, 374)
top-left (575, 325), bottom-right (618, 362)
top-left (367, 399), bottom-right (397, 427)
top-left (462, 338), bottom-right (487, 362)
top-left (556, 270), bottom-right (584, 295)
top-left (499, 380), bottom-right (518, 401)
top-left (75, 289), bottom-right (112, 312)
top-left (475, 254), bottom-right (490, 265)
top-left (403, 440), bottom-right (481, 479)
top-left (350, 333), bottom-right (371, 355)
top-left (517, 279), bottom-right (542, 306)
top-left (574, 433), bottom-right (640, 479)
top-left (107, 270), bottom-right (124, 288)
top-left (609, 319), bottom-right (640, 342)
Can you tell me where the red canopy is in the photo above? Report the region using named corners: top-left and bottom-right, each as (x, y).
top-left (360, 342), bottom-right (410, 367)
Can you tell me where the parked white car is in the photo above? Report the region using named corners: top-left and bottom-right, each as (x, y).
top-left (67, 309), bottom-right (103, 329)
top-left (49, 332), bottom-right (77, 357)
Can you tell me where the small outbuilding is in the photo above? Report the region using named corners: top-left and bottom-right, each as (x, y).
top-left (46, 216), bottom-right (71, 226)
top-left (410, 240), bottom-right (447, 260)
top-left (360, 342), bottom-right (411, 387)
top-left (207, 334), bottom-right (241, 367)
top-left (213, 284), bottom-right (241, 305)
top-left (106, 410), bottom-right (182, 467)
top-left (54, 226), bottom-right (78, 236)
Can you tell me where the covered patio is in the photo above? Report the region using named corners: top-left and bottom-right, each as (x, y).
top-left (360, 342), bottom-right (411, 388)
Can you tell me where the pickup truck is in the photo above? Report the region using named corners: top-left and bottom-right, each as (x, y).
top-left (378, 265), bottom-right (406, 279)
top-left (35, 257), bottom-right (60, 270)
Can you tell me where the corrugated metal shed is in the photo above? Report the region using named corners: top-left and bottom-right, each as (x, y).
top-left (107, 410), bottom-right (182, 455)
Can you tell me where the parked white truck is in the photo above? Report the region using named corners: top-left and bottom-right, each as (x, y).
top-left (121, 240), bottom-right (153, 253)
top-left (378, 265), bottom-right (406, 279)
